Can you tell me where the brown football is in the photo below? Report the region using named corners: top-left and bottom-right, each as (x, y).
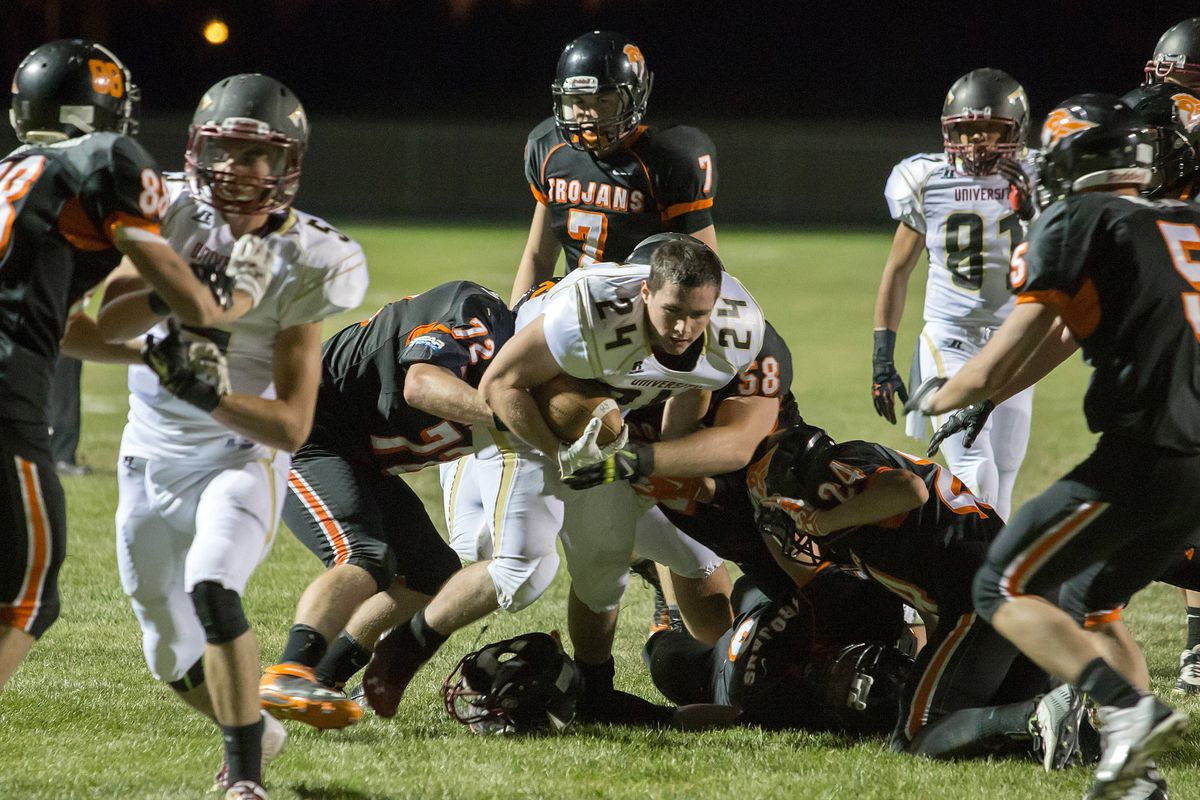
top-left (531, 374), bottom-right (623, 445)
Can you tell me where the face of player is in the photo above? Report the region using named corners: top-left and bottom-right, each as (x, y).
top-left (1165, 74), bottom-right (1200, 93)
top-left (208, 139), bottom-right (275, 204)
top-left (641, 281), bottom-right (720, 356)
top-left (949, 119), bottom-right (1009, 148)
top-left (563, 90), bottom-right (625, 152)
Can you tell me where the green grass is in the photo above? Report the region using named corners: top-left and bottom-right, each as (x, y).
top-left (2, 226), bottom-right (1197, 799)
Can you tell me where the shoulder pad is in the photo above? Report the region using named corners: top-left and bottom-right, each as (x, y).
top-left (707, 273), bottom-right (765, 374)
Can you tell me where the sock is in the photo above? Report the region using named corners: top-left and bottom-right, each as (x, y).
top-left (280, 623), bottom-right (327, 668)
top-left (907, 701), bottom-right (1039, 758)
top-left (577, 656), bottom-right (616, 696)
top-left (1186, 606), bottom-right (1200, 650)
top-left (409, 609), bottom-right (449, 658)
top-left (315, 632), bottom-right (373, 688)
top-left (221, 717), bottom-right (264, 785)
top-left (1077, 658), bottom-right (1142, 709)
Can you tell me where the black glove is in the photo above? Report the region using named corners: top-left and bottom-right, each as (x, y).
top-left (871, 329), bottom-right (908, 425)
top-left (562, 442), bottom-right (654, 490)
top-left (926, 400), bottom-right (995, 456)
top-left (996, 157), bottom-right (1034, 222)
top-left (141, 321), bottom-right (230, 412)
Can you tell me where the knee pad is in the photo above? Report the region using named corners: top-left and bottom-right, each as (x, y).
top-left (189, 581), bottom-right (249, 644)
top-left (489, 552), bottom-right (560, 613)
top-left (167, 656), bottom-right (206, 693)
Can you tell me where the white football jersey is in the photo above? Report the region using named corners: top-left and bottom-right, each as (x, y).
top-left (519, 264), bottom-right (764, 410)
top-left (885, 152), bottom-right (1038, 329)
top-left (121, 183), bottom-right (369, 462)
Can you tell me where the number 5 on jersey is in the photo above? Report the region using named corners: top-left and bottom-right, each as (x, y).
top-left (1157, 221), bottom-right (1200, 340)
top-left (568, 209), bottom-right (608, 268)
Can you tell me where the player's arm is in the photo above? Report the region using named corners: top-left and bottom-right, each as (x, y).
top-left (510, 203), bottom-right (561, 306)
top-left (768, 469), bottom-right (929, 537)
top-left (649, 395), bottom-right (779, 478)
top-left (479, 315), bottom-right (566, 455)
top-left (988, 317), bottom-right (1077, 404)
top-left (403, 363), bottom-right (494, 427)
top-left (870, 222), bottom-right (925, 423)
top-left (659, 388), bottom-right (710, 440)
top-left (209, 321), bottom-right (323, 451)
top-left (60, 313), bottom-right (142, 364)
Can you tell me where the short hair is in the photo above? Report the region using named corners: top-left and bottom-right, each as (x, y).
top-left (646, 241), bottom-right (723, 292)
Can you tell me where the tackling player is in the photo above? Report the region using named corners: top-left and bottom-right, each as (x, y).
top-left (908, 117), bottom-right (1200, 799)
top-left (97, 75), bottom-right (368, 800)
top-left (872, 68), bottom-right (1036, 522)
top-left (0, 41), bottom-right (266, 694)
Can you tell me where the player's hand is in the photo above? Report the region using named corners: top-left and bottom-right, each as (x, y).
top-left (997, 157), bottom-right (1034, 222)
top-left (872, 361), bottom-right (909, 424)
top-left (557, 418), bottom-right (607, 479)
top-left (563, 443), bottom-right (653, 490)
top-left (902, 376), bottom-right (948, 417)
top-left (926, 399), bottom-right (995, 456)
top-left (227, 234), bottom-right (273, 308)
top-left (762, 495), bottom-right (825, 537)
top-left (141, 321), bottom-right (230, 412)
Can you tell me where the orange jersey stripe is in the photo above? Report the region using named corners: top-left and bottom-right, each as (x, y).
top-left (103, 211), bottom-right (160, 244)
top-left (660, 197), bottom-right (715, 222)
top-left (288, 472), bottom-right (351, 565)
top-left (529, 184), bottom-right (549, 205)
top-left (1017, 279), bottom-right (1100, 339)
top-left (405, 321), bottom-right (453, 345)
top-left (57, 194), bottom-right (110, 251)
top-left (905, 612), bottom-right (975, 739)
top-left (13, 457), bottom-right (51, 631)
top-left (1084, 607), bottom-right (1124, 629)
top-left (540, 143), bottom-right (568, 187)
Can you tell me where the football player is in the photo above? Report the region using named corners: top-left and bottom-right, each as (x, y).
top-left (96, 75), bottom-right (368, 800)
top-left (872, 68), bottom-right (1036, 522)
top-left (0, 41), bottom-right (267, 695)
top-left (1144, 18), bottom-right (1200, 92)
top-left (511, 30), bottom-right (717, 303)
top-left (257, 280), bottom-right (517, 728)
top-left (907, 117), bottom-right (1200, 799)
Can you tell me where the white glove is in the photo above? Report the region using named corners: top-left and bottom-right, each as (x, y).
top-left (228, 234), bottom-right (273, 308)
top-left (557, 418), bottom-right (629, 480)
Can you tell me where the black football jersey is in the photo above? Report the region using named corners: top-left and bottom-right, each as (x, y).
top-left (0, 132), bottom-right (164, 422)
top-left (313, 281), bottom-right (514, 474)
top-left (777, 440), bottom-right (1003, 616)
top-left (524, 118), bottom-right (717, 271)
top-left (1012, 193), bottom-right (1200, 452)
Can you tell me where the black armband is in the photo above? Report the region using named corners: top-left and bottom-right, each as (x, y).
top-left (491, 412), bottom-right (509, 432)
top-left (710, 472), bottom-right (739, 501)
top-left (147, 291), bottom-right (171, 316)
top-left (872, 329), bottom-right (897, 365)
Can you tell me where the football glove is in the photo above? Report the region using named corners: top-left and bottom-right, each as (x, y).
top-left (228, 234), bottom-right (274, 308)
top-left (141, 321), bottom-right (230, 412)
top-left (996, 157), bottom-right (1035, 222)
top-left (563, 442), bottom-right (654, 490)
top-left (902, 376), bottom-right (948, 417)
top-left (871, 329), bottom-right (908, 425)
top-left (926, 399), bottom-right (995, 456)
top-left (556, 418), bottom-right (629, 480)
top-left (762, 495), bottom-right (825, 537)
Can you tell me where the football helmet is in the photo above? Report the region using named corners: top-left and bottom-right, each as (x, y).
top-left (1038, 122), bottom-right (1157, 208)
top-left (442, 632), bottom-right (584, 735)
top-left (809, 642), bottom-right (913, 732)
top-left (941, 68), bottom-right (1030, 175)
top-left (748, 421), bottom-right (840, 564)
top-left (9, 39), bottom-right (139, 143)
top-left (1144, 18), bottom-right (1200, 90)
top-left (1122, 83), bottom-right (1200, 198)
top-left (185, 74), bottom-right (308, 215)
top-left (552, 31), bottom-right (653, 154)
top-left (624, 232), bottom-right (724, 270)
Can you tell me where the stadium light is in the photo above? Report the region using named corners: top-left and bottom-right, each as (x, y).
top-left (203, 19), bottom-right (229, 45)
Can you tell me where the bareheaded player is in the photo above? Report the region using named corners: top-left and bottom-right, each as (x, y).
top-left (872, 68), bottom-right (1036, 522)
top-left (98, 75), bottom-right (368, 800)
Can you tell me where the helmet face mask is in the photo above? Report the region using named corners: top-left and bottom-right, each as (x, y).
top-left (1122, 83), bottom-right (1200, 199)
top-left (1144, 18), bottom-right (1200, 92)
top-left (941, 68), bottom-right (1029, 176)
top-left (552, 32), bottom-right (653, 155)
top-left (748, 422), bottom-right (840, 565)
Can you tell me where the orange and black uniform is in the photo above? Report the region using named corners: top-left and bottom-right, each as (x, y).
top-left (974, 193), bottom-right (1200, 631)
top-left (524, 118), bottom-right (716, 271)
top-left (282, 281), bottom-right (514, 594)
top-left (0, 132), bottom-right (163, 637)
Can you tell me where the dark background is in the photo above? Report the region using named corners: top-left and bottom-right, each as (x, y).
top-left (0, 2), bottom-right (1190, 225)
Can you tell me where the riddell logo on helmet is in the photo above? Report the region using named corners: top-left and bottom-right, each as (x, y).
top-left (562, 76), bottom-right (599, 92)
top-left (1041, 109), bottom-right (1097, 148)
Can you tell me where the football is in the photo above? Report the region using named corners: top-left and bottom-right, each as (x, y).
top-left (531, 374), bottom-right (623, 445)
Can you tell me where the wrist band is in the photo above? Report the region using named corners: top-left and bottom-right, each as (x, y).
top-left (491, 412), bottom-right (509, 432)
top-left (147, 291), bottom-right (170, 316)
top-left (872, 329), bottom-right (897, 364)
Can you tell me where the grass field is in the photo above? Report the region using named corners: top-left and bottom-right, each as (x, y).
top-left (2, 225), bottom-right (1197, 799)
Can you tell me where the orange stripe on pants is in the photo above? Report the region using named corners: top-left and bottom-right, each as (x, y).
top-left (12, 457), bottom-right (51, 632)
top-left (1000, 502), bottom-right (1108, 599)
top-left (288, 472), bottom-right (352, 564)
top-left (905, 612), bottom-right (975, 740)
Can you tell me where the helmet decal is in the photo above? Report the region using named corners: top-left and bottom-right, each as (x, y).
top-left (1041, 109), bottom-right (1099, 148)
top-left (1172, 92), bottom-right (1200, 129)
top-left (623, 44), bottom-right (647, 80)
top-left (87, 59), bottom-right (124, 98)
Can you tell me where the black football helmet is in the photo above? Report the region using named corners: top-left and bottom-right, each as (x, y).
top-left (1038, 122), bottom-right (1157, 208)
top-left (1035, 94), bottom-right (1140, 208)
top-left (442, 632), bottom-right (584, 735)
top-left (9, 39), bottom-right (139, 143)
top-left (808, 642), bottom-right (914, 733)
top-left (1144, 18), bottom-right (1200, 91)
top-left (748, 420), bottom-right (840, 564)
top-left (941, 68), bottom-right (1030, 175)
top-left (185, 74), bottom-right (308, 215)
top-left (552, 31), bottom-right (653, 154)
top-left (1122, 83), bottom-right (1200, 198)
top-left (624, 232), bottom-right (724, 270)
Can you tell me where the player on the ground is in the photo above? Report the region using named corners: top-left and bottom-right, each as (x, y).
top-left (1144, 18), bottom-right (1200, 93)
top-left (97, 75), bottom-right (367, 800)
top-left (0, 40), bottom-right (267, 695)
top-left (257, 280), bottom-right (515, 728)
top-left (872, 68), bottom-right (1036, 522)
top-left (907, 116), bottom-right (1199, 799)
top-left (512, 30), bottom-right (717, 303)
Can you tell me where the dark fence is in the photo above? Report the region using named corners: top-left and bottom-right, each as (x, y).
top-left (1, 115), bottom-right (942, 227)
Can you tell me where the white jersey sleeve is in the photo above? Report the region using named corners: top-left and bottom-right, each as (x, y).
top-left (274, 211), bottom-right (369, 328)
top-left (884, 154), bottom-right (944, 234)
top-left (539, 265), bottom-right (646, 380)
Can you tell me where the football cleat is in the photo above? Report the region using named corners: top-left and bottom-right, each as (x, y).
top-left (259, 662), bottom-right (363, 730)
top-left (224, 780), bottom-right (268, 800)
top-left (631, 559), bottom-right (682, 636)
top-left (1085, 697), bottom-right (1186, 800)
top-left (1034, 684), bottom-right (1088, 771)
top-left (213, 711), bottom-right (287, 791)
top-left (346, 682), bottom-right (371, 714)
top-left (363, 629), bottom-right (428, 718)
top-left (1173, 646), bottom-right (1200, 695)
